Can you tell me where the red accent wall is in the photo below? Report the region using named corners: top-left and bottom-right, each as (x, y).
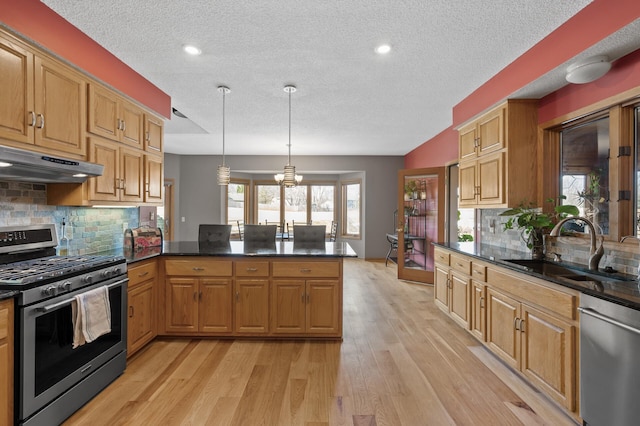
top-left (0, 0), bottom-right (171, 118)
top-left (404, 127), bottom-right (457, 169)
top-left (406, 0), bottom-right (640, 168)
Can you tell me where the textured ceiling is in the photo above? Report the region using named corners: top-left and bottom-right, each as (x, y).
top-left (40, 0), bottom-right (632, 157)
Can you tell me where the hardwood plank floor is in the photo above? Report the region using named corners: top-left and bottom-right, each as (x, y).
top-left (65, 259), bottom-right (578, 425)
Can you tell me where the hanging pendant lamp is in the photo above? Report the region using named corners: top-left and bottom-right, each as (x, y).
top-left (217, 86), bottom-right (231, 185)
top-left (275, 85), bottom-right (302, 187)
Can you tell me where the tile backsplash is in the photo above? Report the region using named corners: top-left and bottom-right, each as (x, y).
top-left (481, 208), bottom-right (640, 276)
top-left (0, 181), bottom-right (138, 254)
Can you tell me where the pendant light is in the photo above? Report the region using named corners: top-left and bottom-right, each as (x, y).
top-left (217, 86), bottom-right (231, 185)
top-left (275, 85), bottom-right (302, 187)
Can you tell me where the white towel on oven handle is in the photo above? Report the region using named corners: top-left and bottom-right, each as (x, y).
top-left (71, 285), bottom-right (111, 348)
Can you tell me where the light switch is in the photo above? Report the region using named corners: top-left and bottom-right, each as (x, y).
top-left (181, 217), bottom-right (185, 223)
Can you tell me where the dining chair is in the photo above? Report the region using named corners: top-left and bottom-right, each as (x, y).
top-left (198, 224), bottom-right (232, 243)
top-left (235, 220), bottom-right (244, 241)
top-left (329, 221), bottom-right (338, 242)
top-left (292, 225), bottom-right (326, 244)
top-left (243, 224), bottom-right (277, 243)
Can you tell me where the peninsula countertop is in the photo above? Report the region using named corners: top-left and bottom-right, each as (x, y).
top-left (123, 241), bottom-right (357, 264)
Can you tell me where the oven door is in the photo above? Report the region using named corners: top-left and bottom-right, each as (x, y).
top-left (18, 276), bottom-right (127, 423)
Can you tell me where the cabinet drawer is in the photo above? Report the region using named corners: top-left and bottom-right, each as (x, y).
top-left (272, 261), bottom-right (340, 278)
top-left (127, 260), bottom-right (157, 287)
top-left (434, 248), bottom-right (450, 266)
top-left (450, 254), bottom-right (471, 275)
top-left (471, 262), bottom-right (486, 281)
top-left (235, 260), bottom-right (269, 277)
top-left (165, 258), bottom-right (233, 276)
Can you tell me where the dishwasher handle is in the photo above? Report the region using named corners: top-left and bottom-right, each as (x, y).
top-left (578, 306), bottom-right (640, 336)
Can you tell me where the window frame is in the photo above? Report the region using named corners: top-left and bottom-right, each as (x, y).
top-left (225, 178), bottom-right (250, 238)
top-left (340, 179), bottom-right (362, 239)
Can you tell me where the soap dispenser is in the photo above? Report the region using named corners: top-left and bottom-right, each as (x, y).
top-left (59, 218), bottom-right (69, 256)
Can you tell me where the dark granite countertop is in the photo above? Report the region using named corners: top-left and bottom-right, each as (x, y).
top-left (433, 241), bottom-right (640, 311)
top-left (116, 241), bottom-right (357, 264)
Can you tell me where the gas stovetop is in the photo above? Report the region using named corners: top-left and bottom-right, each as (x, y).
top-left (0, 254), bottom-right (126, 286)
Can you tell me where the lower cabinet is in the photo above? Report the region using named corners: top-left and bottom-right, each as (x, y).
top-left (271, 279), bottom-right (341, 335)
top-left (127, 259), bottom-right (157, 356)
top-left (433, 247), bottom-right (579, 414)
top-left (234, 279), bottom-right (269, 334)
top-left (0, 298), bottom-right (13, 426)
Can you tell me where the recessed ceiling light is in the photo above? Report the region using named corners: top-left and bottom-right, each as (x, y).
top-left (183, 44), bottom-right (202, 56)
top-left (375, 44), bottom-right (391, 55)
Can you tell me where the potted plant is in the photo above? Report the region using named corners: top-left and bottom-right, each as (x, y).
top-left (404, 180), bottom-right (418, 200)
top-left (499, 198), bottom-right (579, 259)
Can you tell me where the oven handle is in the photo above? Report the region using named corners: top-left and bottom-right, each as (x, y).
top-left (38, 279), bottom-right (126, 312)
top-left (578, 306), bottom-right (640, 336)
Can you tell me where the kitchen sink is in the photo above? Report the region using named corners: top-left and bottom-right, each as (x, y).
top-left (501, 259), bottom-right (636, 283)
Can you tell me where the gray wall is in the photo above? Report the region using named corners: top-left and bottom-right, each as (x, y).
top-left (164, 154), bottom-right (404, 259)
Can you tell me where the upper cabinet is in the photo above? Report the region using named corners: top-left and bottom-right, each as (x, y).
top-left (0, 31), bottom-right (86, 157)
top-left (88, 83), bottom-right (144, 148)
top-left (144, 113), bottom-right (163, 153)
top-left (458, 100), bottom-right (537, 208)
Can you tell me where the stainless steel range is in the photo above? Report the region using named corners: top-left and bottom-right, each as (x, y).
top-left (0, 224), bottom-right (128, 426)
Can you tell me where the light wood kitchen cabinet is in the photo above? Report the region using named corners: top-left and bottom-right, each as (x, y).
top-left (144, 113), bottom-right (163, 153)
top-left (470, 280), bottom-right (487, 341)
top-left (234, 279), bottom-right (270, 334)
top-left (127, 259), bottom-right (157, 357)
top-left (433, 248), bottom-right (471, 329)
top-left (0, 30), bottom-right (86, 156)
top-left (271, 260), bottom-right (342, 336)
top-left (0, 298), bottom-right (14, 426)
top-left (88, 83), bottom-right (144, 148)
top-left (458, 99), bottom-right (537, 208)
top-left (144, 154), bottom-right (163, 204)
top-left (164, 258), bottom-right (234, 334)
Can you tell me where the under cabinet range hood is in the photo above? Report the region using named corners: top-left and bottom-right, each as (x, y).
top-left (0, 145), bottom-right (103, 183)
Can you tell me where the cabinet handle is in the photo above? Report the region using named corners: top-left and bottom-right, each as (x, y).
top-left (456, 263), bottom-right (463, 268)
top-left (36, 113), bottom-right (45, 129)
top-left (301, 292), bottom-right (305, 302)
top-left (192, 267), bottom-right (205, 271)
top-left (122, 120), bottom-right (126, 132)
top-left (129, 306), bottom-right (134, 318)
top-left (514, 318), bottom-right (521, 330)
top-left (306, 293), bottom-right (310, 303)
top-left (520, 319), bottom-right (525, 333)
top-left (479, 296), bottom-right (484, 309)
top-left (246, 267), bottom-right (258, 272)
top-left (138, 271), bottom-right (149, 277)
top-left (28, 111), bottom-right (36, 127)
top-left (300, 268), bottom-right (311, 273)
top-left (199, 291), bottom-right (203, 301)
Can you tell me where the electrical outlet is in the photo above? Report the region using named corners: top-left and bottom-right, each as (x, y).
top-left (181, 217), bottom-right (186, 223)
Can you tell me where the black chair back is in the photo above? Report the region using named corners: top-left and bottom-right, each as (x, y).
top-left (292, 225), bottom-right (326, 243)
top-left (198, 224), bottom-right (232, 242)
top-left (243, 224), bottom-right (277, 243)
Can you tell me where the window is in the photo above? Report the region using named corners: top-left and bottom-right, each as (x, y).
top-left (226, 180), bottom-right (249, 239)
top-left (560, 117), bottom-right (610, 235)
top-left (255, 183), bottom-right (282, 224)
top-left (341, 181), bottom-right (361, 237)
top-left (310, 185), bottom-right (335, 230)
top-left (284, 185), bottom-right (307, 224)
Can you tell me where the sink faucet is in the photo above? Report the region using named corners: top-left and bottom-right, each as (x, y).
top-left (549, 216), bottom-right (604, 271)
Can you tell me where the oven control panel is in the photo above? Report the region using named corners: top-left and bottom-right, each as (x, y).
top-left (0, 224), bottom-right (57, 254)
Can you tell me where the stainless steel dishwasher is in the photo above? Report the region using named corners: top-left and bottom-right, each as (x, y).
top-left (579, 293), bottom-right (640, 426)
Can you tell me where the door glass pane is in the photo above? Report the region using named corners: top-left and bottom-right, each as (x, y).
top-left (344, 183), bottom-right (361, 236)
top-left (560, 117), bottom-right (610, 235)
top-left (227, 182), bottom-right (246, 224)
top-left (256, 184), bottom-right (281, 224)
top-left (310, 185), bottom-right (335, 230)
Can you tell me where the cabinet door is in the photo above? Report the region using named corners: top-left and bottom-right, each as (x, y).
top-left (449, 270), bottom-right (470, 329)
top-left (234, 279), bottom-right (269, 334)
top-left (434, 264), bottom-right (449, 311)
top-left (477, 107), bottom-right (504, 155)
top-left (88, 83), bottom-right (120, 141)
top-left (306, 279), bottom-right (340, 335)
top-left (458, 161), bottom-right (477, 206)
top-left (165, 278), bottom-right (199, 333)
top-left (521, 304), bottom-right (576, 411)
top-left (127, 279), bottom-right (156, 356)
top-left (486, 288), bottom-right (520, 370)
top-left (200, 278), bottom-right (233, 334)
top-left (88, 138), bottom-right (120, 201)
top-left (34, 55), bottom-right (85, 155)
top-left (470, 281), bottom-right (486, 341)
top-left (477, 151), bottom-right (504, 206)
top-left (271, 279), bottom-right (306, 334)
top-left (458, 123), bottom-right (477, 161)
top-left (145, 154), bottom-right (163, 203)
top-left (145, 114), bottom-right (163, 153)
top-left (0, 34), bottom-right (34, 144)
top-left (119, 99), bottom-right (144, 148)
top-left (120, 147), bottom-right (144, 202)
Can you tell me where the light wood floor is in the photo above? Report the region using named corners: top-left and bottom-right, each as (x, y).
top-left (65, 259), bottom-right (578, 426)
